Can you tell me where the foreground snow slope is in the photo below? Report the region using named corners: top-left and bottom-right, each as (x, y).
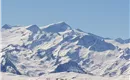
top-left (1, 22), bottom-right (130, 79)
top-left (1, 72), bottom-right (129, 80)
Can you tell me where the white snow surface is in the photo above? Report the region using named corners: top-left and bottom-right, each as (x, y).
top-left (1, 22), bottom-right (130, 80)
top-left (1, 72), bottom-right (129, 80)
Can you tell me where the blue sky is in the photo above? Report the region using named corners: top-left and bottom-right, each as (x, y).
top-left (2, 0), bottom-right (129, 39)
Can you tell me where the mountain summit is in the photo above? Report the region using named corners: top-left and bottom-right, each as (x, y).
top-left (2, 24), bottom-right (12, 29)
top-left (27, 24), bottom-right (40, 33)
top-left (42, 22), bottom-right (72, 33)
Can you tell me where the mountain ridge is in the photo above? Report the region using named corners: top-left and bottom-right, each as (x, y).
top-left (1, 22), bottom-right (130, 77)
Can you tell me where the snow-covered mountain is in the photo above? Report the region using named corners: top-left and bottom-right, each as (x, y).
top-left (1, 22), bottom-right (130, 79)
top-left (115, 38), bottom-right (130, 44)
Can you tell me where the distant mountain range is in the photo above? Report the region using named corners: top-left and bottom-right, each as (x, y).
top-left (1, 22), bottom-right (130, 77)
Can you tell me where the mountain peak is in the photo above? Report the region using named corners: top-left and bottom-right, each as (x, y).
top-left (26, 24), bottom-right (40, 33)
top-left (115, 38), bottom-right (130, 44)
top-left (42, 21), bottom-right (72, 33)
top-left (57, 21), bottom-right (67, 24)
top-left (2, 24), bottom-right (12, 29)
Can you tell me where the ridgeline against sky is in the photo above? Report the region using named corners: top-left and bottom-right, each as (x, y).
top-left (2, 0), bottom-right (129, 39)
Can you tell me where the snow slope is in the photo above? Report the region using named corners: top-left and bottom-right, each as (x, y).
top-left (1, 22), bottom-right (130, 79)
top-left (1, 72), bottom-right (129, 80)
